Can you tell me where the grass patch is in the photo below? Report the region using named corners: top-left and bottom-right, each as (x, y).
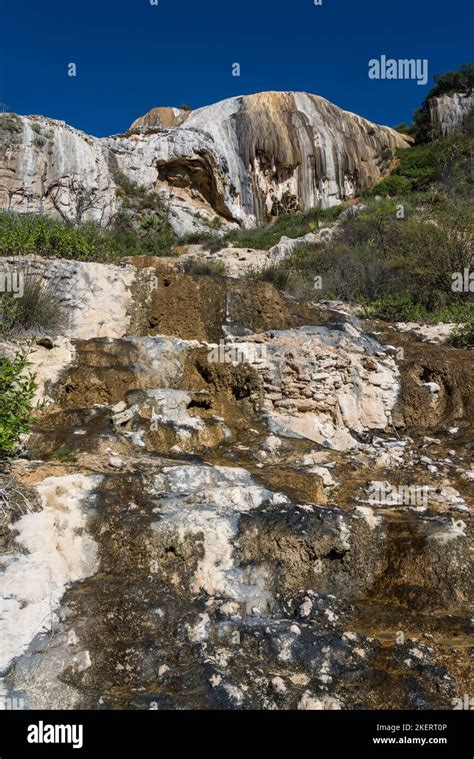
top-left (370, 124), bottom-right (473, 198)
top-left (449, 318), bottom-right (474, 348)
top-left (51, 447), bottom-right (77, 462)
top-left (0, 209), bottom-right (178, 262)
top-left (0, 268), bottom-right (68, 338)
top-left (181, 258), bottom-right (227, 276)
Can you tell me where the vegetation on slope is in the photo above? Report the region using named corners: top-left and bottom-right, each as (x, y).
top-left (0, 172), bottom-right (178, 263)
top-left (0, 268), bottom-right (68, 337)
top-left (182, 205), bottom-right (344, 252)
top-left (0, 346), bottom-right (39, 455)
top-left (0, 68), bottom-right (472, 339)
top-left (249, 103), bottom-right (473, 335)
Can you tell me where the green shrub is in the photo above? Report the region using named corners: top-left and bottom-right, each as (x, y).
top-left (370, 131), bottom-right (473, 198)
top-left (426, 63), bottom-right (474, 100)
top-left (0, 209), bottom-right (178, 262)
top-left (51, 447), bottom-right (77, 462)
top-left (111, 171), bottom-right (178, 256)
top-left (0, 346), bottom-right (39, 455)
top-left (370, 175), bottom-right (414, 197)
top-left (248, 261), bottom-right (292, 290)
top-left (450, 318), bottom-right (474, 348)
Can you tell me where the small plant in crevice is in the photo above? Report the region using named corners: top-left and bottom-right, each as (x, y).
top-left (0, 269), bottom-right (68, 338)
top-left (181, 258), bottom-right (227, 277)
top-left (51, 447), bottom-right (77, 462)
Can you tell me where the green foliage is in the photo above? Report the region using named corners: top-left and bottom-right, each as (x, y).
top-left (0, 346), bottom-right (38, 455)
top-left (0, 208), bottom-right (178, 262)
top-left (371, 175), bottom-right (414, 197)
top-left (182, 205), bottom-right (344, 252)
top-left (251, 197), bottom-right (474, 323)
top-left (249, 260), bottom-right (292, 291)
top-left (450, 317), bottom-right (474, 348)
top-left (0, 211), bottom-right (120, 261)
top-left (51, 447), bottom-right (77, 462)
top-left (427, 63), bottom-right (474, 100)
top-left (179, 104), bottom-right (192, 112)
top-left (393, 123), bottom-right (415, 136)
top-left (111, 171), bottom-right (178, 256)
top-left (370, 130), bottom-right (473, 198)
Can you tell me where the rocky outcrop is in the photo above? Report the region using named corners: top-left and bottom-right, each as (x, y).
top-left (426, 92), bottom-right (474, 138)
top-left (129, 106), bottom-right (190, 130)
top-left (0, 93), bottom-right (410, 235)
top-left (1, 253), bottom-right (472, 711)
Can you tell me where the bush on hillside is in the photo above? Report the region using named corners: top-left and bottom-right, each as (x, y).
top-left (369, 130), bottom-right (473, 198)
top-left (0, 346), bottom-right (39, 455)
top-left (250, 198), bottom-right (474, 323)
top-left (182, 205), bottom-right (344, 251)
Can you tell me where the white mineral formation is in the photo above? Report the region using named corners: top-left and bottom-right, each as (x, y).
top-left (0, 92), bottom-right (410, 235)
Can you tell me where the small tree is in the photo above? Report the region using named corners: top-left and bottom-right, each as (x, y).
top-left (47, 178), bottom-right (102, 225)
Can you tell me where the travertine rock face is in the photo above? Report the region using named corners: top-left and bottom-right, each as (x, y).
top-left (129, 106), bottom-right (190, 130)
top-left (233, 323), bottom-right (400, 451)
top-left (0, 257), bottom-right (136, 339)
top-left (427, 92), bottom-right (474, 138)
top-left (1, 255), bottom-right (472, 710)
top-left (0, 92), bottom-right (410, 235)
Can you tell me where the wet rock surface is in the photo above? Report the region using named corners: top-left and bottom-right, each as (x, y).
top-left (0, 259), bottom-right (472, 711)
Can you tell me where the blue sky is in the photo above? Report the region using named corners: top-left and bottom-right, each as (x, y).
top-left (2, 0), bottom-right (473, 136)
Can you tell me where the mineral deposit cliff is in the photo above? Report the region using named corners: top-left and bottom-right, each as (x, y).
top-left (426, 91), bottom-right (474, 138)
top-left (0, 92), bottom-right (410, 235)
